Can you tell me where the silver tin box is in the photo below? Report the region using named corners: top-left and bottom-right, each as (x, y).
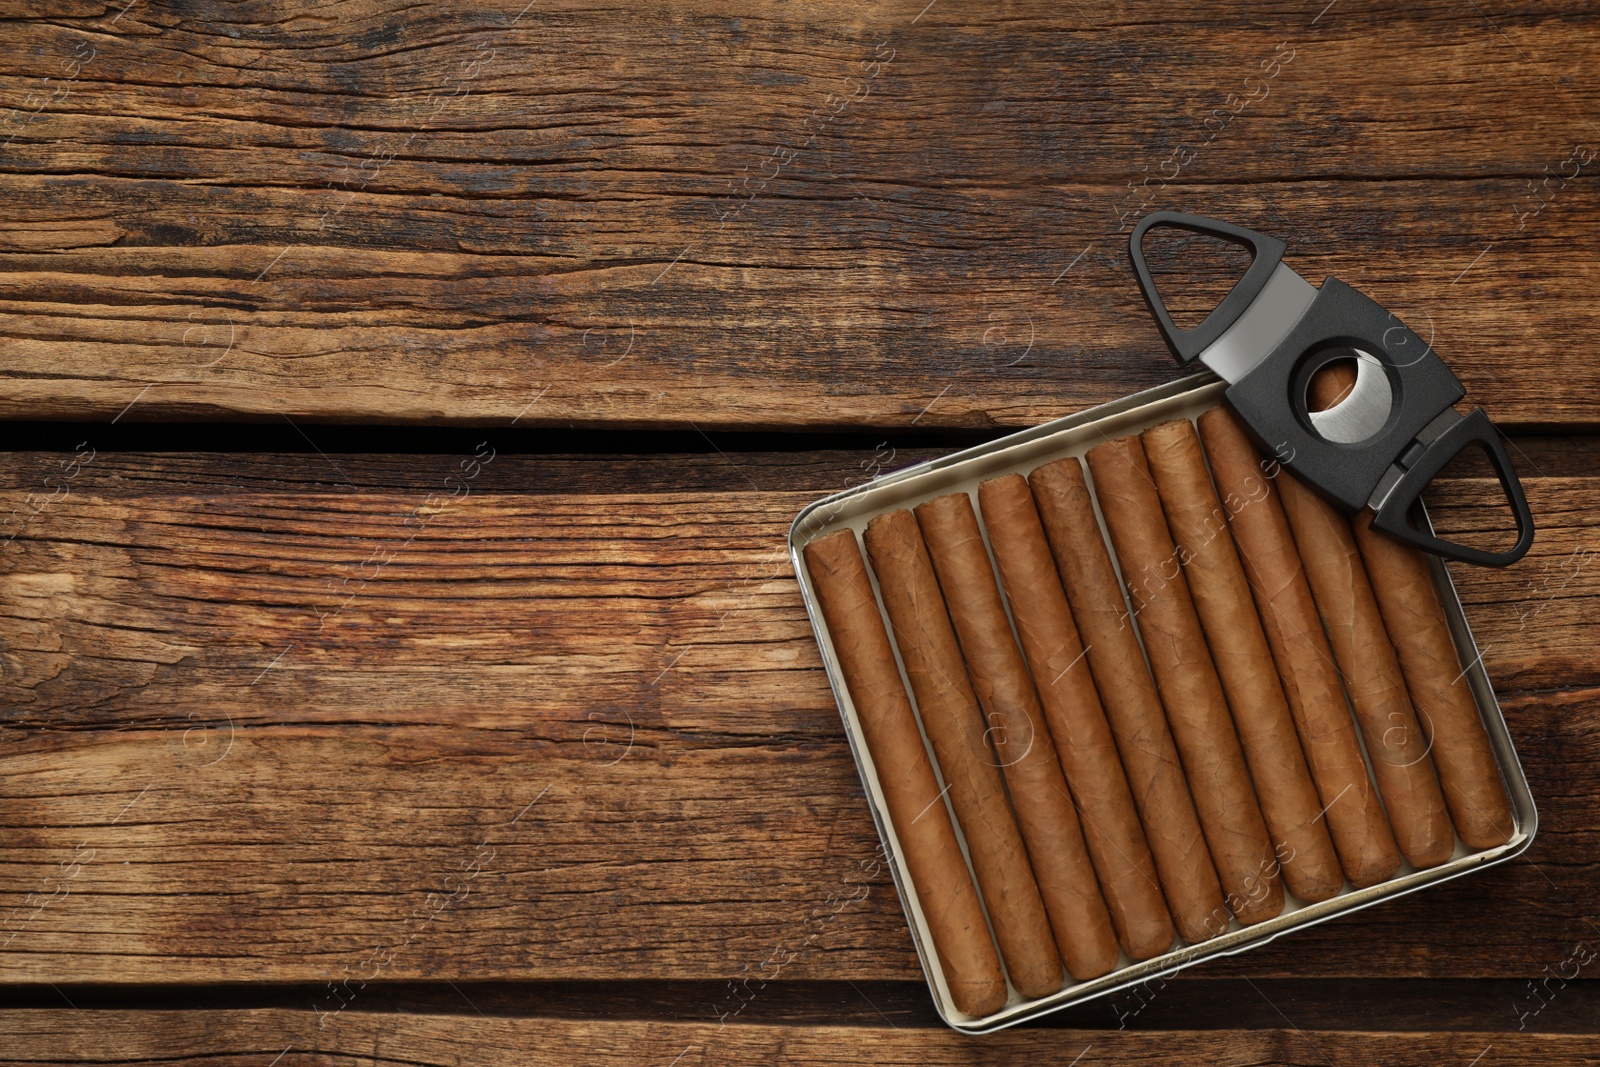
top-left (788, 372), bottom-right (1537, 1034)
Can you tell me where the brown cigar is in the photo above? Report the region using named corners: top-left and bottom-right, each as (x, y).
top-left (1275, 464), bottom-right (1456, 869)
top-left (1309, 362), bottom-right (1514, 850)
top-left (802, 530), bottom-right (1008, 1017)
top-left (863, 509), bottom-right (1067, 997)
top-left (1141, 419), bottom-right (1345, 903)
top-left (977, 475), bottom-right (1177, 960)
top-left (1085, 436), bottom-right (1284, 925)
top-left (1351, 511), bottom-right (1515, 848)
top-left (1196, 406), bottom-right (1401, 888)
top-left (1289, 366), bottom-right (1454, 868)
top-left (913, 493), bottom-right (1121, 981)
top-left (1028, 457), bottom-right (1230, 944)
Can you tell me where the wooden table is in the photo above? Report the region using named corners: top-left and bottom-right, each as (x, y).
top-left (2, 1), bottom-right (1597, 1062)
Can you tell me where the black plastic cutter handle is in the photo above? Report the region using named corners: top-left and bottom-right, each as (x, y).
top-left (1372, 407), bottom-right (1536, 567)
top-left (1129, 211), bottom-right (1287, 364)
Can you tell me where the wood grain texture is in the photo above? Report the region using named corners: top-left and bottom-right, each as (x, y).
top-left (1, 447), bottom-right (1595, 984)
top-left (0, 1), bottom-right (1596, 427)
top-left (11, 977), bottom-right (1599, 1032)
top-left (6, 1008), bottom-right (1600, 1065)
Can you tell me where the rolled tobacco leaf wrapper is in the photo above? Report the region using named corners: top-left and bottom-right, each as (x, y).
top-left (1275, 463), bottom-right (1456, 870)
top-left (1309, 362), bottom-right (1514, 850)
top-left (977, 474), bottom-right (1177, 960)
top-left (914, 492), bottom-right (1121, 981)
top-left (1350, 510), bottom-right (1515, 848)
top-left (1028, 457), bottom-right (1230, 944)
top-left (1141, 418), bottom-right (1345, 903)
top-left (1086, 436), bottom-right (1284, 926)
top-left (863, 509), bottom-right (1066, 998)
top-left (1196, 406), bottom-right (1401, 889)
top-left (802, 529), bottom-right (1008, 1016)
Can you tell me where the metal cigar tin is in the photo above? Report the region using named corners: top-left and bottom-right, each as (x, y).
top-left (789, 373), bottom-right (1537, 1034)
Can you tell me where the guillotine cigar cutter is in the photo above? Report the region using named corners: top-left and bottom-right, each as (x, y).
top-left (1129, 210), bottom-right (1534, 567)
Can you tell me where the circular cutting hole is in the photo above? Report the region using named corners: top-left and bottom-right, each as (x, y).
top-left (1305, 348), bottom-right (1393, 444)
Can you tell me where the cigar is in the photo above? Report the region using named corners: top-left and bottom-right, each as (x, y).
top-left (863, 510), bottom-right (1067, 998)
top-left (1280, 370), bottom-right (1454, 868)
top-left (1309, 362), bottom-right (1514, 849)
top-left (1141, 419), bottom-right (1345, 903)
top-left (977, 475), bottom-right (1177, 960)
top-left (1085, 436), bottom-right (1285, 926)
top-left (1351, 511), bottom-right (1516, 848)
top-left (1196, 407), bottom-right (1401, 888)
top-left (913, 493), bottom-right (1121, 981)
top-left (1275, 462), bottom-right (1456, 869)
top-left (802, 530), bottom-right (1009, 1017)
top-left (1028, 458), bottom-right (1230, 944)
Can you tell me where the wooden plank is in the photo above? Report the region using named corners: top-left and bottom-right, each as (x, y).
top-left (5, 1008), bottom-right (1600, 1065)
top-left (2, 447), bottom-right (1593, 722)
top-left (1, 447), bottom-right (1594, 984)
top-left (0, 2), bottom-right (1596, 427)
top-left (10, 977), bottom-right (1599, 1033)
top-left (0, 701), bottom-right (1590, 986)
